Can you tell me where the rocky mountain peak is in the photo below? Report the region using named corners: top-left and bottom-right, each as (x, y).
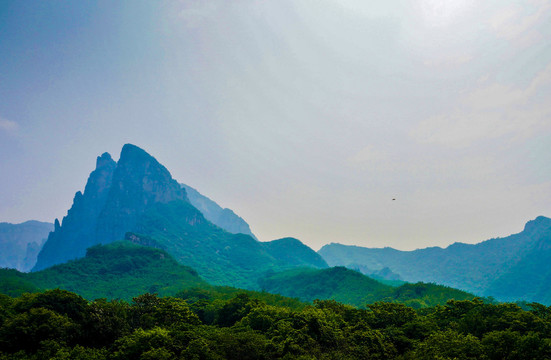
top-left (34, 144), bottom-right (187, 271)
top-left (96, 152), bottom-right (114, 169)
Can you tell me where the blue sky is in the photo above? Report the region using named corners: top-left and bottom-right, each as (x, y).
top-left (1, 0), bottom-right (550, 250)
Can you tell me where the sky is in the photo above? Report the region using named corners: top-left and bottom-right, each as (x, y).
top-left (1, 0), bottom-right (550, 251)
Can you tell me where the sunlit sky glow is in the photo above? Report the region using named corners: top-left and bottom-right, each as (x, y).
top-left (1, 0), bottom-right (550, 250)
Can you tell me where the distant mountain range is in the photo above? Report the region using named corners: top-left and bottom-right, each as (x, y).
top-left (319, 216), bottom-right (551, 303)
top-left (32, 144), bottom-right (326, 288)
top-left (0, 221), bottom-right (53, 271)
top-left (2, 143), bottom-right (549, 306)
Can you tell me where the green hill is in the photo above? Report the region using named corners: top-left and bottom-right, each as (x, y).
top-left (0, 241), bottom-right (307, 309)
top-left (1, 241), bottom-right (205, 300)
top-left (259, 266), bottom-right (475, 308)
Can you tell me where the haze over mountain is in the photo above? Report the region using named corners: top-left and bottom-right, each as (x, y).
top-left (319, 216), bottom-right (551, 303)
top-left (2, 1), bottom-right (550, 253)
top-left (32, 144), bottom-right (326, 288)
top-left (0, 221), bottom-right (53, 272)
top-left (181, 184), bottom-right (258, 240)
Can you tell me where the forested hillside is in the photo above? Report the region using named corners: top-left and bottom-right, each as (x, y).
top-left (1, 289), bottom-right (550, 359)
top-left (259, 266), bottom-right (475, 308)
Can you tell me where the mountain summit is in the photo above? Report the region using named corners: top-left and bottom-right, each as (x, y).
top-left (33, 144), bottom-right (326, 288)
top-left (34, 144), bottom-right (185, 271)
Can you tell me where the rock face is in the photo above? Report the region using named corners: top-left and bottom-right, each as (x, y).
top-left (95, 144), bottom-right (186, 244)
top-left (318, 216), bottom-right (551, 303)
top-left (0, 221), bottom-right (53, 271)
top-left (181, 184), bottom-right (258, 240)
top-left (33, 145), bottom-right (185, 271)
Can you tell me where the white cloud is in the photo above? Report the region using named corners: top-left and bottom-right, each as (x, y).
top-left (410, 61), bottom-right (551, 147)
top-left (0, 118), bottom-right (19, 132)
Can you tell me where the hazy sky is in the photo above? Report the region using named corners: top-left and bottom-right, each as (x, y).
top-left (1, 0), bottom-right (550, 250)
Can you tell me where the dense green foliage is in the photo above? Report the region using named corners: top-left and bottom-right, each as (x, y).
top-left (319, 216), bottom-right (551, 303)
top-left (259, 267), bottom-right (475, 308)
top-left (2, 289), bottom-right (551, 359)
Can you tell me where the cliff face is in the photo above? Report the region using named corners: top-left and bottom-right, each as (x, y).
top-left (33, 145), bottom-right (186, 271)
top-left (94, 144), bottom-right (186, 245)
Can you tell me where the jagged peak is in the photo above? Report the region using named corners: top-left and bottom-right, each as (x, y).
top-left (96, 152), bottom-right (114, 169)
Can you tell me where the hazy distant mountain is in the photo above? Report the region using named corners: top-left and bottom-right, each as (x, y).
top-left (33, 144), bottom-right (326, 288)
top-left (318, 216), bottom-right (551, 303)
top-left (259, 266), bottom-right (474, 308)
top-left (181, 184), bottom-right (258, 240)
top-left (0, 221), bottom-right (53, 271)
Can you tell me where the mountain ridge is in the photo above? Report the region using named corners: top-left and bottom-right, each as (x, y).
top-left (318, 215), bottom-right (551, 303)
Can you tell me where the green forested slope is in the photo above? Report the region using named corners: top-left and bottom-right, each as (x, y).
top-left (1, 242), bottom-right (205, 300)
top-left (132, 200), bottom-right (326, 288)
top-left (259, 266), bottom-right (475, 308)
